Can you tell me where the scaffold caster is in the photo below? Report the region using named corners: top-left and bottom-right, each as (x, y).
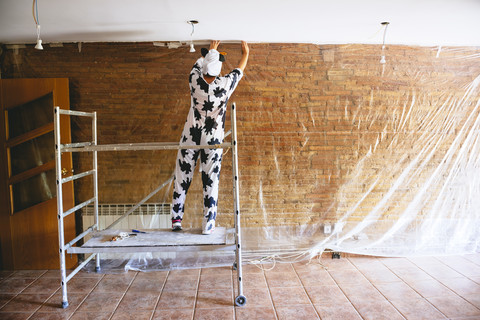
top-left (62, 301), bottom-right (69, 309)
top-left (95, 266), bottom-right (101, 272)
top-left (235, 295), bottom-right (247, 307)
top-left (332, 252), bottom-right (341, 259)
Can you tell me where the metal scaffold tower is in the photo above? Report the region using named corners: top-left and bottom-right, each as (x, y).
top-left (54, 103), bottom-right (246, 308)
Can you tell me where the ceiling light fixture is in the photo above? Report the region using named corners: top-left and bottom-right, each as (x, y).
top-left (33, 0), bottom-right (43, 50)
top-left (188, 20), bottom-right (198, 53)
top-left (380, 21), bottom-right (390, 64)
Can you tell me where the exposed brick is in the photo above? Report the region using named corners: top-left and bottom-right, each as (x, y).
top-left (2, 43), bottom-right (479, 229)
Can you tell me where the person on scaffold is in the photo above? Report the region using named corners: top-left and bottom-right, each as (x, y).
top-left (171, 40), bottom-right (249, 235)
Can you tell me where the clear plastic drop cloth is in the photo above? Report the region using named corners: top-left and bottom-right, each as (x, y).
top-left (83, 44), bottom-right (480, 273)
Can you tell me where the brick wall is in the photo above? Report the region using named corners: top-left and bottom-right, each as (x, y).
top-left (2, 43), bottom-right (479, 230)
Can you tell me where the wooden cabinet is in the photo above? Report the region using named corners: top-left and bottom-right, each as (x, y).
top-left (0, 78), bottom-right (77, 269)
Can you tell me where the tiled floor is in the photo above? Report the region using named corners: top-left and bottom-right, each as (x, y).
top-left (1, 253), bottom-right (480, 319)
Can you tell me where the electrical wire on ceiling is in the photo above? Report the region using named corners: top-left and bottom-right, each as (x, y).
top-left (32, 0), bottom-right (39, 25)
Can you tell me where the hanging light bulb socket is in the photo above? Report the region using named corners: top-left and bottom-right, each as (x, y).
top-left (380, 22), bottom-right (390, 64)
top-left (188, 20), bottom-right (198, 53)
top-left (35, 24), bottom-right (43, 50)
top-left (33, 0), bottom-right (43, 50)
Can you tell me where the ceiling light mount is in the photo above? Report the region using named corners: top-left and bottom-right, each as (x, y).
top-left (380, 21), bottom-right (390, 64)
top-left (187, 20), bottom-right (199, 53)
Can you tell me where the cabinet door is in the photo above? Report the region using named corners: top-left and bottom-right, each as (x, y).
top-left (0, 78), bottom-right (76, 269)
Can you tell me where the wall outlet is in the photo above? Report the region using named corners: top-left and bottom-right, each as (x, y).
top-left (324, 223), bottom-right (332, 234)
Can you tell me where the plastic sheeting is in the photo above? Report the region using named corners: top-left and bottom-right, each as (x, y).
top-left (84, 44), bottom-right (480, 272)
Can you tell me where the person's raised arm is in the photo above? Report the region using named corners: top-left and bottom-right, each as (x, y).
top-left (237, 41), bottom-right (249, 72)
top-left (210, 40), bottom-right (220, 51)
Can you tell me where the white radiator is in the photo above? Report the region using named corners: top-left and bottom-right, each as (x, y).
top-left (82, 203), bottom-right (171, 231)
top-left (81, 203), bottom-right (176, 260)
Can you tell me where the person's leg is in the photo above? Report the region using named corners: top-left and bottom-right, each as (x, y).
top-left (171, 148), bottom-right (199, 230)
top-left (200, 148), bottom-right (223, 234)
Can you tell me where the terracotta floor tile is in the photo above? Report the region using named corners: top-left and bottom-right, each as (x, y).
top-left (68, 311), bottom-right (112, 320)
top-left (134, 271), bottom-right (168, 281)
top-left (0, 271), bottom-right (14, 278)
top-left (296, 269), bottom-right (336, 286)
top-left (110, 310), bottom-right (154, 320)
top-left (37, 292), bottom-right (87, 315)
top-left (156, 290), bottom-right (197, 310)
top-left (234, 272), bottom-right (267, 289)
top-left (168, 269), bottom-right (201, 280)
top-left (314, 303), bottom-right (363, 320)
top-left (92, 275), bottom-right (134, 293)
top-left (276, 304), bottom-right (320, 320)
top-left (241, 264), bottom-right (266, 274)
top-left (265, 271), bottom-right (302, 287)
top-left (464, 254), bottom-right (480, 265)
top-left (319, 257), bottom-right (356, 270)
top-left (408, 279), bottom-right (454, 298)
top-left (201, 266), bottom-right (232, 276)
top-left (0, 294), bottom-right (15, 309)
top-left (353, 299), bottom-right (405, 320)
top-left (0, 278), bottom-right (37, 294)
top-left (416, 263), bottom-right (464, 280)
top-left (196, 289), bottom-right (233, 309)
top-left (76, 291), bottom-right (123, 312)
top-left (163, 277), bottom-right (199, 291)
top-left (269, 286), bottom-right (311, 306)
top-left (11, 271), bottom-right (46, 279)
top-left (262, 263), bottom-right (295, 273)
top-left (390, 297), bottom-right (447, 320)
top-left (438, 277), bottom-right (480, 296)
top-left (0, 293), bottom-right (51, 312)
top-left (198, 273), bottom-right (232, 291)
top-left (128, 277), bottom-right (165, 293)
top-left (349, 257), bottom-right (385, 270)
top-left (21, 278), bottom-right (60, 295)
top-left (471, 277), bottom-right (480, 285)
top-left (0, 311), bottom-right (34, 320)
top-left (152, 309), bottom-right (194, 320)
top-left (361, 268), bottom-right (401, 283)
top-left (193, 307), bottom-right (234, 320)
top-left (328, 269), bottom-right (370, 285)
top-left (305, 285), bottom-right (349, 306)
top-left (235, 306), bottom-right (276, 320)
top-left (28, 312), bottom-right (71, 319)
top-left (436, 256), bottom-right (480, 278)
top-left (116, 291), bottom-right (159, 311)
top-left (338, 283), bottom-right (384, 304)
top-left (241, 287), bottom-right (273, 307)
top-left (379, 257), bottom-right (417, 269)
top-left (390, 267), bottom-right (434, 283)
top-left (3, 254), bottom-right (479, 320)
top-left (427, 293), bottom-right (480, 318)
top-left (292, 260), bottom-right (329, 273)
top-left (463, 294), bottom-right (480, 309)
top-left (62, 277), bottom-right (101, 293)
top-left (374, 281), bottom-right (422, 301)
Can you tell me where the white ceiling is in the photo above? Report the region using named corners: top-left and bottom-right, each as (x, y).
top-left (1, 0), bottom-right (480, 47)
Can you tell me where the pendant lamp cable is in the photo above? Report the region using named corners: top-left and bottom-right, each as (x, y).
top-left (380, 22), bottom-right (389, 64)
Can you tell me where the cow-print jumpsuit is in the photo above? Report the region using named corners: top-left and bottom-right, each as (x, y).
top-left (171, 57), bottom-right (243, 226)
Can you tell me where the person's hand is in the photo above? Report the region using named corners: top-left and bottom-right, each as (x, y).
top-left (210, 40), bottom-right (220, 50)
top-left (241, 41), bottom-right (249, 56)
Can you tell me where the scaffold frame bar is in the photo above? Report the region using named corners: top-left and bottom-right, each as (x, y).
top-left (55, 103), bottom-right (245, 308)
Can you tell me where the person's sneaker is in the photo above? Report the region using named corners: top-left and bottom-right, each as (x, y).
top-left (202, 219), bottom-right (215, 235)
top-left (172, 219), bottom-right (182, 231)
